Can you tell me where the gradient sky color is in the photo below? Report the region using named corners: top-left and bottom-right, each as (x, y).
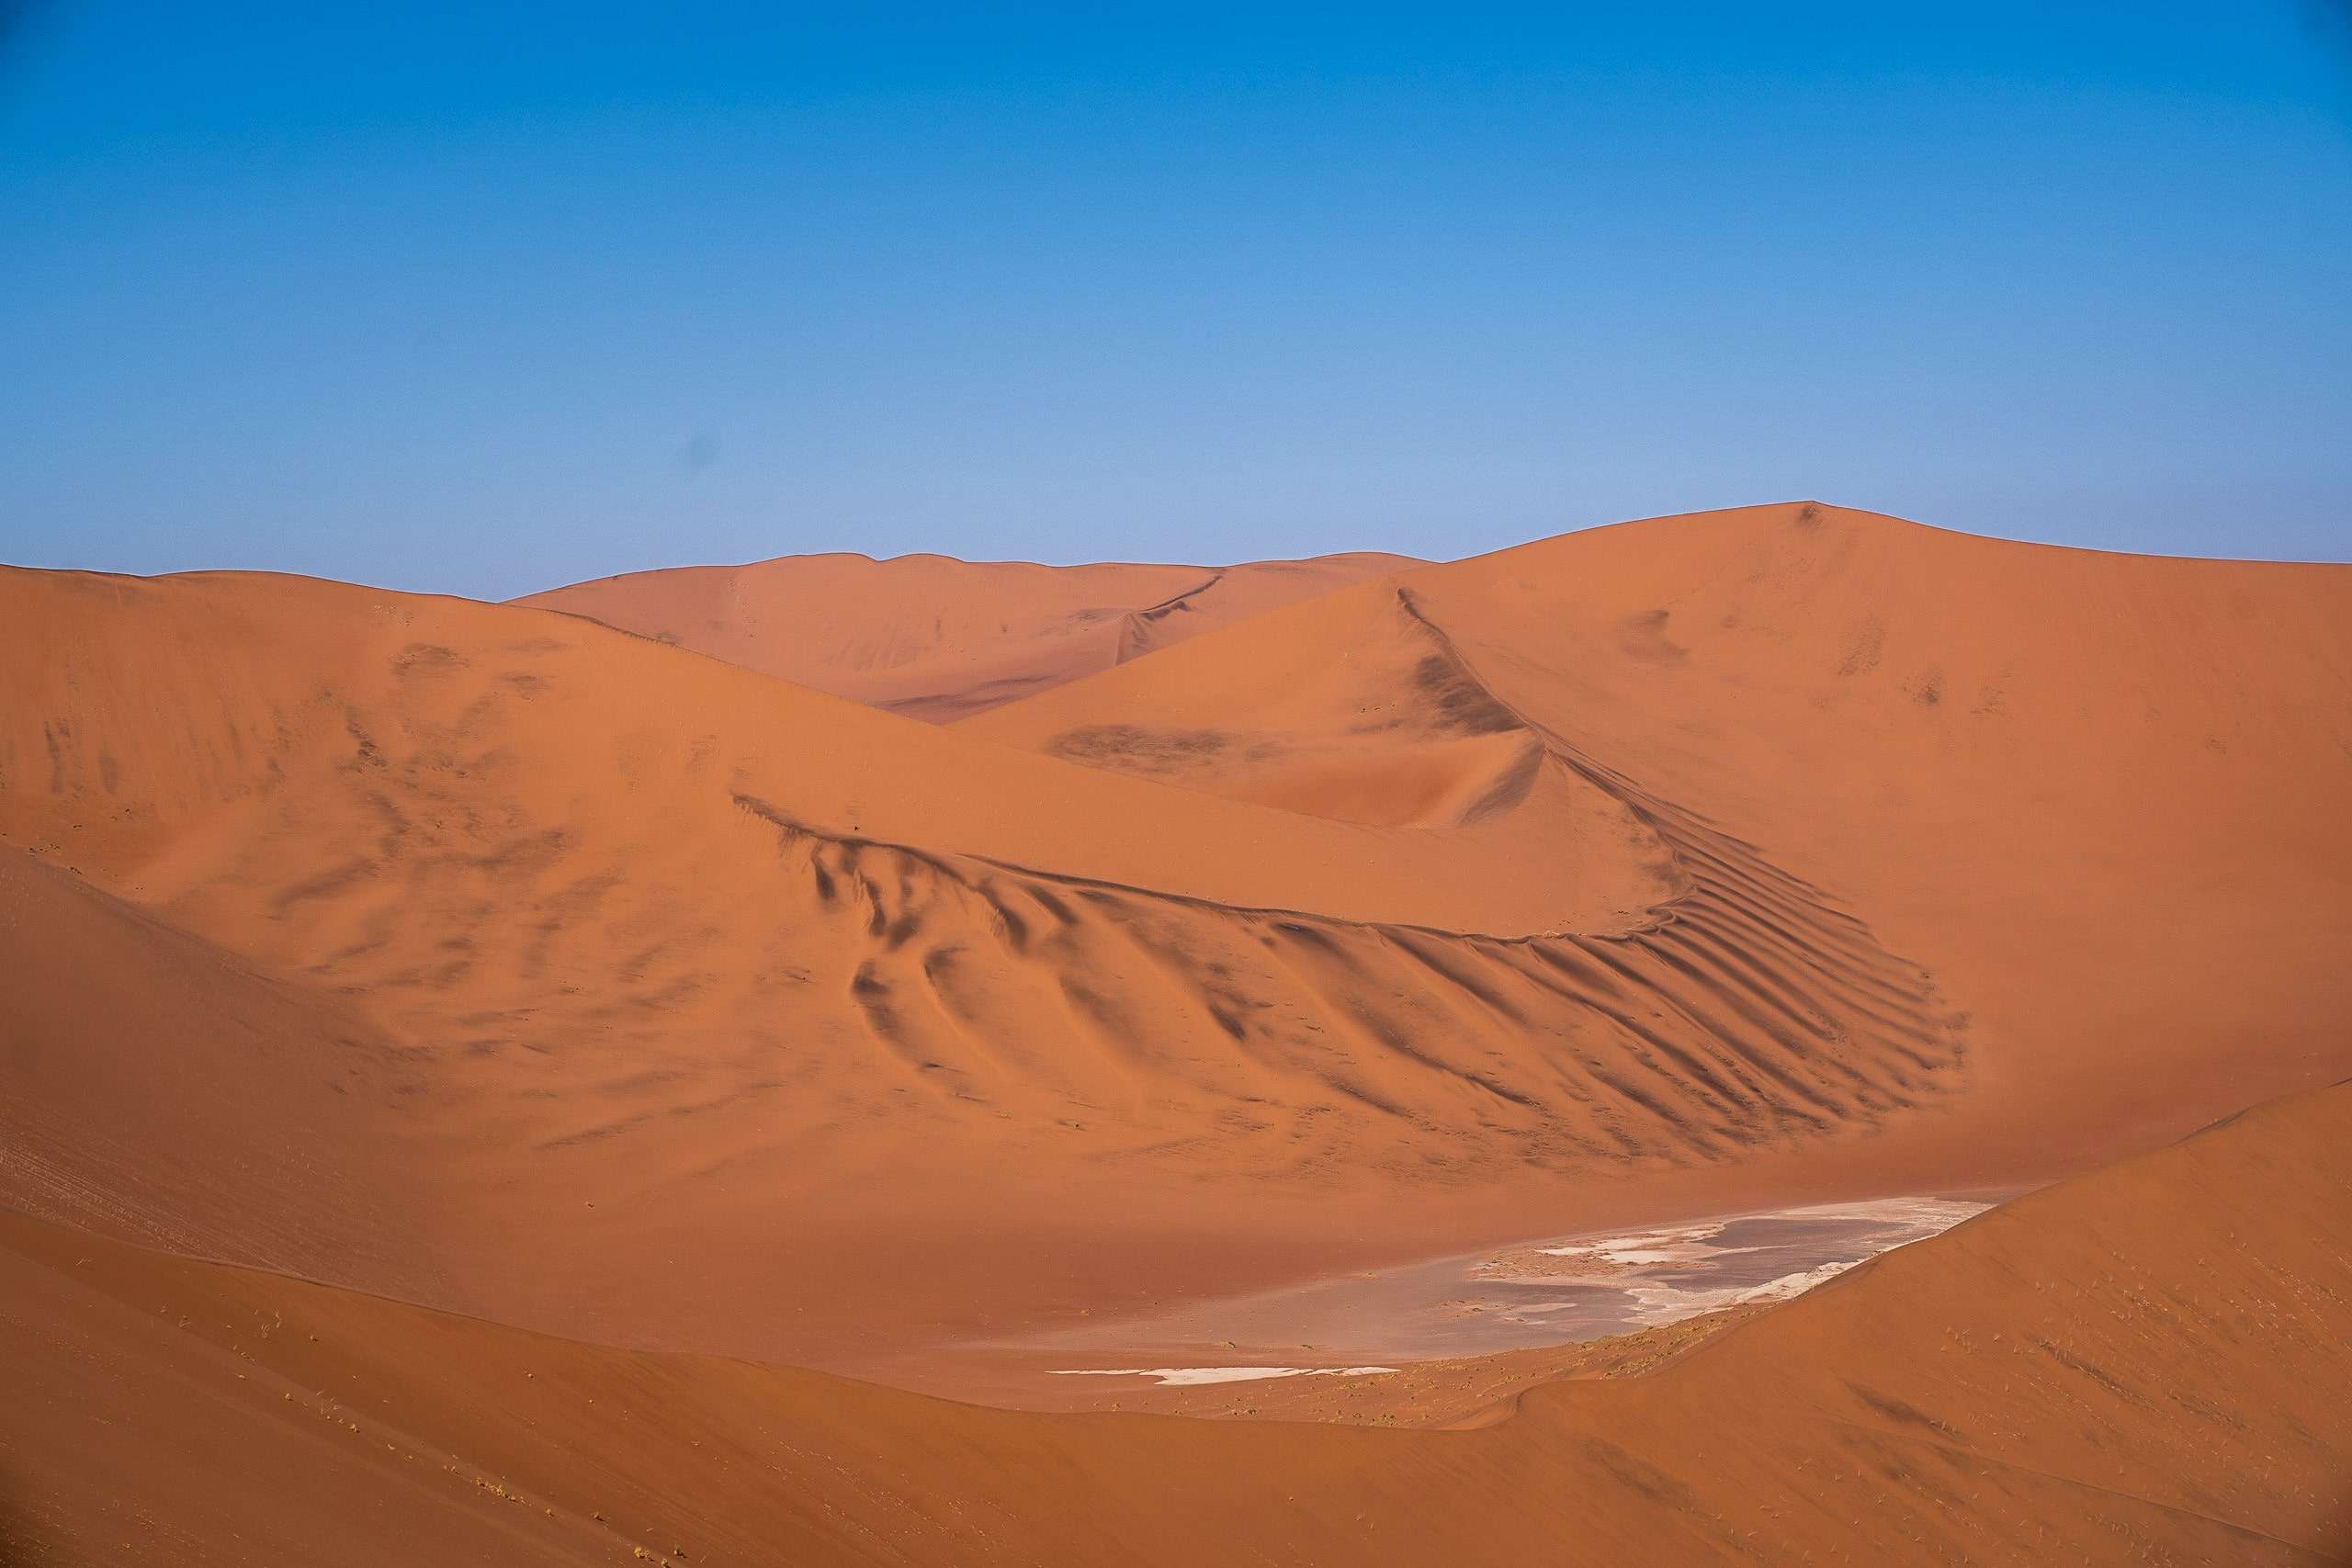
top-left (3, 2), bottom-right (2348, 599)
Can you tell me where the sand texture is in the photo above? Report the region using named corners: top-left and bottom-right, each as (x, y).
top-left (5, 502), bottom-right (2350, 1562)
top-left (5, 1079), bottom-right (2346, 1564)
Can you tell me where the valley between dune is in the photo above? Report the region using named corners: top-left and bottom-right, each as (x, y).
top-left (6, 502), bottom-right (2351, 1563)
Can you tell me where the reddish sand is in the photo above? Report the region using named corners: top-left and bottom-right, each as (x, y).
top-left (6, 1079), bottom-right (2346, 1565)
top-left (5, 502), bottom-right (2351, 1562)
top-left (514, 549), bottom-right (1418, 719)
top-left (6, 505), bottom-right (2352, 1369)
top-left (968, 502), bottom-right (2352, 1188)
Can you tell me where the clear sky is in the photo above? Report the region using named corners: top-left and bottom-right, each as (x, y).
top-left (3, 3), bottom-right (2348, 598)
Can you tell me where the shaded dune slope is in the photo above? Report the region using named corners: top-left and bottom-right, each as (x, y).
top-left (514, 549), bottom-right (1418, 720)
top-left (6, 1079), bottom-right (2346, 1566)
top-left (0, 849), bottom-right (432, 1293)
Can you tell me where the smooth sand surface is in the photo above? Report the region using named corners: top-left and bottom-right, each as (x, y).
top-left (6, 1079), bottom-right (2346, 1564)
top-left (514, 549), bottom-right (1419, 719)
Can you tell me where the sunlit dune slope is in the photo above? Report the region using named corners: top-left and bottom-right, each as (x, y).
top-left (6, 502), bottom-right (2347, 1360)
top-left (513, 549), bottom-right (1417, 719)
top-left (1, 549), bottom-right (1982, 1356)
top-left (6, 1079), bottom-right (2346, 1566)
top-left (970, 502), bottom-right (2352, 1181)
top-left (0, 565), bottom-right (1623, 936)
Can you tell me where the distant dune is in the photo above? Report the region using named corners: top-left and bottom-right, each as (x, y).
top-left (514, 549), bottom-right (1419, 719)
top-left (6, 502), bottom-right (2351, 1562)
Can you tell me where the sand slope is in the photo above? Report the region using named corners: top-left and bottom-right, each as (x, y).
top-left (0, 548), bottom-right (1983, 1359)
top-left (4, 504), bottom-right (2347, 1368)
top-left (970, 502), bottom-right (2352, 1184)
top-left (6, 1078), bottom-right (2346, 1565)
top-left (514, 549), bottom-right (1418, 719)
top-left (0, 849), bottom-right (435, 1292)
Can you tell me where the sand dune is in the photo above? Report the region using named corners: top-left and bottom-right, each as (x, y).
top-left (514, 549), bottom-right (1418, 720)
top-left (7, 501), bottom-right (2351, 1561)
top-left (0, 533), bottom-right (2006, 1360)
top-left (970, 502), bottom-right (2352, 1185)
top-left (4, 505), bottom-right (2347, 1361)
top-left (6, 1078), bottom-right (2346, 1565)
top-left (0, 848), bottom-right (433, 1291)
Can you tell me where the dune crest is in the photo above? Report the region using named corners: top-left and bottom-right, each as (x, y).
top-left (973, 502), bottom-right (2352, 1178)
top-left (514, 549), bottom-right (1419, 720)
top-left (5, 503), bottom-right (2348, 1371)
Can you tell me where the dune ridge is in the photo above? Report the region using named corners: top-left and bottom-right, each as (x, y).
top-left (514, 548), bottom-right (1419, 720)
top-left (1, 533), bottom-right (1984, 1359)
top-left (4, 502), bottom-right (2348, 1372)
top-left (969, 502), bottom-right (2352, 1179)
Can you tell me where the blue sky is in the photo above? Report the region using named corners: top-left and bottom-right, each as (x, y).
top-left (3, 2), bottom-right (2348, 597)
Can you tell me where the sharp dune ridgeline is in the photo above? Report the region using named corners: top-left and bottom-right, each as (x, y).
top-left (6, 502), bottom-right (2351, 1563)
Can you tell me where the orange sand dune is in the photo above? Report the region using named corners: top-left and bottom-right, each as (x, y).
top-left (6, 1079), bottom-right (2346, 1565)
top-left (0, 849), bottom-right (435, 1292)
top-left (969, 502), bottom-right (2352, 1183)
top-left (0, 545), bottom-right (1968, 1362)
top-left (514, 549), bottom-right (1417, 719)
top-left (4, 504), bottom-right (2349, 1376)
